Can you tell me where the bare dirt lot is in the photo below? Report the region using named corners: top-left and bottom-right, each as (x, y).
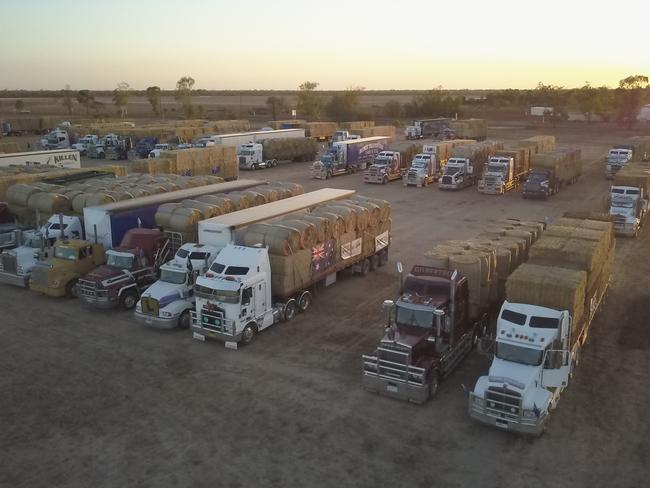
top-left (2, 123), bottom-right (649, 488)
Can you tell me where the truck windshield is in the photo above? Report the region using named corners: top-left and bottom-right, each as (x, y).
top-left (487, 164), bottom-right (505, 173)
top-left (496, 342), bottom-right (543, 366)
top-left (161, 269), bottom-right (186, 284)
top-left (443, 166), bottom-right (458, 175)
top-left (395, 304), bottom-right (433, 328)
top-left (107, 253), bottom-right (134, 269)
top-left (611, 200), bottom-right (634, 209)
top-left (239, 150), bottom-right (254, 156)
top-left (54, 246), bottom-right (78, 261)
top-left (374, 158), bottom-right (389, 166)
top-left (411, 160), bottom-right (427, 168)
top-left (321, 154), bottom-right (334, 164)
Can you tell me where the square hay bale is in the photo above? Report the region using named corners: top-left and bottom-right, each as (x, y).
top-left (507, 263), bottom-right (587, 326)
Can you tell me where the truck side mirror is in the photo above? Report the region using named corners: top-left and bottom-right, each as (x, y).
top-left (396, 261), bottom-right (403, 292)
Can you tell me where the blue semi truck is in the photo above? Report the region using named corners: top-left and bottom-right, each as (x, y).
top-left (311, 136), bottom-right (391, 179)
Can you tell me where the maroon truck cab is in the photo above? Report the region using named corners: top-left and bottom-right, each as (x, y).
top-left (78, 228), bottom-right (171, 309)
top-left (362, 265), bottom-right (486, 403)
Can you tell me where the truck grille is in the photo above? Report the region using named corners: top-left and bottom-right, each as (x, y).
top-left (192, 307), bottom-right (235, 335)
top-left (78, 279), bottom-right (107, 298)
top-left (141, 296), bottom-right (159, 316)
top-left (1, 254), bottom-right (16, 274)
top-left (441, 176), bottom-right (452, 185)
top-left (0, 232), bottom-right (17, 248)
top-left (485, 386), bottom-right (522, 419)
top-left (238, 156), bottom-right (246, 165)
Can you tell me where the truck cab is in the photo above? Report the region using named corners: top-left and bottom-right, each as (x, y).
top-left (609, 185), bottom-right (648, 237)
top-left (134, 137), bottom-right (157, 158)
top-left (364, 151), bottom-right (402, 184)
top-left (312, 145), bottom-right (345, 179)
top-left (237, 143), bottom-right (278, 170)
top-left (469, 301), bottom-right (572, 436)
top-left (478, 156), bottom-right (515, 194)
top-left (135, 243), bottom-right (219, 329)
top-left (332, 130), bottom-right (351, 143)
top-left (522, 169), bottom-right (556, 199)
top-left (606, 148), bottom-right (633, 179)
top-left (0, 229), bottom-right (45, 287)
top-left (404, 153), bottom-right (437, 187)
top-left (362, 266), bottom-right (485, 404)
top-left (149, 143), bottom-right (170, 158)
top-left (41, 214), bottom-right (83, 245)
top-left (71, 135), bottom-right (98, 155)
top-left (192, 245), bottom-right (275, 345)
top-left (439, 157), bottom-right (473, 190)
top-left (29, 240), bottom-right (105, 297)
top-left (404, 125), bottom-right (422, 140)
top-left (78, 228), bottom-right (170, 309)
top-left (45, 129), bottom-right (70, 150)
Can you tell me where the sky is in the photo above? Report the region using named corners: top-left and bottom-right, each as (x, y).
top-left (0, 0), bottom-right (648, 91)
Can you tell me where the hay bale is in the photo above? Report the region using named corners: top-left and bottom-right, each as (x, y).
top-left (168, 207), bottom-right (203, 233)
top-left (196, 195), bottom-right (235, 214)
top-left (309, 211), bottom-right (344, 238)
top-left (276, 219), bottom-right (318, 249)
top-left (507, 263), bottom-right (586, 326)
top-left (555, 217), bottom-right (613, 243)
top-left (6, 184), bottom-right (41, 206)
top-left (314, 205), bottom-right (356, 233)
top-left (182, 199), bottom-right (222, 219)
top-left (243, 223), bottom-right (302, 255)
top-left (155, 203), bottom-right (183, 228)
top-left (562, 211), bottom-right (612, 223)
top-left (298, 215), bottom-right (330, 243)
top-left (27, 192), bottom-right (71, 214)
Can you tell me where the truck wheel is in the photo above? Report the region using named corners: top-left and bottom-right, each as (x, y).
top-left (284, 300), bottom-right (298, 321)
top-left (241, 323), bottom-right (257, 345)
top-left (382, 176), bottom-right (388, 185)
top-left (65, 279), bottom-right (79, 298)
top-left (99, 152), bottom-right (105, 159)
top-left (298, 291), bottom-right (312, 312)
top-left (326, 171), bottom-right (332, 179)
top-left (178, 310), bottom-right (191, 329)
top-left (429, 371), bottom-right (440, 399)
top-left (378, 249), bottom-right (388, 267)
top-left (272, 159), bottom-right (278, 167)
top-left (369, 254), bottom-right (379, 271)
top-left (252, 164), bottom-right (257, 170)
top-left (120, 290), bottom-right (139, 310)
top-left (359, 258), bottom-right (371, 276)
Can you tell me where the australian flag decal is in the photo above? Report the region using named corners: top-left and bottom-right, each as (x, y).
top-left (311, 239), bottom-right (335, 275)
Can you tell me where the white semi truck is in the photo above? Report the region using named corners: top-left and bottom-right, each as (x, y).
top-left (609, 185), bottom-right (648, 237)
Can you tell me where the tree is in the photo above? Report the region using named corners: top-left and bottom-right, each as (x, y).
top-left (575, 82), bottom-right (597, 122)
top-left (76, 90), bottom-right (95, 115)
top-left (61, 85), bottom-right (74, 115)
top-left (175, 76), bottom-right (196, 118)
top-left (404, 86), bottom-right (461, 118)
top-left (146, 86), bottom-right (162, 116)
top-left (297, 81), bottom-right (322, 118)
top-left (266, 95), bottom-right (287, 120)
top-left (616, 74), bottom-right (649, 129)
top-left (112, 81), bottom-right (130, 119)
top-left (325, 86), bottom-right (364, 121)
top-left (14, 99), bottom-right (24, 112)
top-left (533, 82), bottom-right (569, 126)
top-left (383, 100), bottom-right (402, 118)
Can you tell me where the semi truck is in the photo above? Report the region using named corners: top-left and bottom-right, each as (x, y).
top-left (140, 189), bottom-right (355, 331)
top-left (439, 141), bottom-right (502, 190)
top-left (135, 243), bottom-right (220, 329)
top-left (403, 140), bottom-right (475, 187)
top-left (609, 186), bottom-right (648, 237)
top-left (77, 228), bottom-right (171, 310)
top-left (0, 149), bottom-right (81, 169)
top-left (311, 136), bottom-right (391, 179)
top-left (478, 148), bottom-right (531, 195)
top-left (237, 139), bottom-right (318, 170)
top-left (468, 217), bottom-right (614, 435)
top-left (361, 265), bottom-right (487, 403)
top-left (364, 151), bottom-right (405, 184)
top-left (404, 118), bottom-right (450, 140)
top-left (189, 189), bottom-right (390, 347)
top-left (605, 137), bottom-right (650, 179)
top-left (83, 180), bottom-right (263, 250)
top-left (522, 148), bottom-right (582, 199)
top-left (199, 129), bottom-right (304, 148)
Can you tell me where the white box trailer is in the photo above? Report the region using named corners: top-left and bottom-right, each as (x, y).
top-left (83, 179), bottom-right (264, 250)
top-left (0, 149), bottom-right (81, 169)
top-left (204, 129), bottom-right (305, 147)
top-left (198, 188), bottom-right (355, 249)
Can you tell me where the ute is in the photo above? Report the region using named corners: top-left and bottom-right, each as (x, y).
top-left (361, 265), bottom-right (487, 403)
top-left (77, 228), bottom-right (171, 309)
top-left (29, 240), bottom-right (105, 297)
top-left (135, 243), bottom-right (219, 329)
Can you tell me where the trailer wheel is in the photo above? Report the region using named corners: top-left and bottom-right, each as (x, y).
top-left (120, 289), bottom-right (139, 310)
top-left (326, 171), bottom-right (332, 179)
top-left (272, 159), bottom-right (278, 167)
top-left (378, 249), bottom-right (388, 267)
top-left (241, 323), bottom-right (257, 345)
top-left (369, 254), bottom-right (379, 271)
top-left (284, 300), bottom-right (298, 321)
top-left (359, 258), bottom-right (371, 276)
top-left (65, 279), bottom-right (79, 298)
top-left (429, 371), bottom-right (440, 399)
top-left (178, 310), bottom-right (191, 329)
top-left (298, 291), bottom-right (312, 312)
top-left (382, 176), bottom-right (388, 185)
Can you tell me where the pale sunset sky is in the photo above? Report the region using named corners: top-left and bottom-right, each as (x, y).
top-left (0, 0), bottom-right (647, 90)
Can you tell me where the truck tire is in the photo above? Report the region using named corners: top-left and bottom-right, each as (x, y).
top-left (178, 310), bottom-right (191, 329)
top-left (241, 323), bottom-right (257, 345)
top-left (326, 171), bottom-right (332, 179)
top-left (298, 291), bottom-right (312, 312)
top-left (378, 249), bottom-right (388, 267)
top-left (65, 279), bottom-right (79, 298)
top-left (382, 176), bottom-right (388, 185)
top-left (272, 159), bottom-right (278, 167)
top-left (284, 300), bottom-right (298, 321)
top-left (429, 371), bottom-right (440, 399)
top-left (120, 289), bottom-right (139, 310)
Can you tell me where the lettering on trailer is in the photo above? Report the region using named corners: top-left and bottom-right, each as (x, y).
top-left (53, 153), bottom-right (79, 165)
top-left (341, 238), bottom-right (362, 260)
top-left (375, 231), bottom-right (389, 251)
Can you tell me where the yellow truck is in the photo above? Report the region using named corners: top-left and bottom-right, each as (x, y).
top-left (29, 240), bottom-right (105, 297)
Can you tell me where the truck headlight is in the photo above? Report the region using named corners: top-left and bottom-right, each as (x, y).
top-left (135, 302), bottom-right (142, 313)
top-left (52, 280), bottom-right (60, 287)
top-left (523, 410), bottom-right (537, 419)
top-left (161, 311), bottom-right (173, 318)
top-left (473, 396), bottom-right (485, 407)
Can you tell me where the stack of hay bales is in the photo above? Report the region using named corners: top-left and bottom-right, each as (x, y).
top-left (449, 119), bottom-right (487, 141)
top-left (341, 121), bottom-right (375, 130)
top-left (423, 218), bottom-right (546, 318)
top-left (306, 122), bottom-right (338, 140)
top-left (613, 160), bottom-right (650, 194)
top-left (531, 148), bottom-right (582, 184)
top-left (159, 146), bottom-right (238, 180)
top-left (0, 142), bottom-right (20, 153)
top-left (266, 120), bottom-right (307, 130)
top-left (451, 140), bottom-right (504, 177)
top-left (157, 182), bottom-right (305, 243)
top-left (261, 138), bottom-right (319, 162)
top-left (506, 216), bottom-right (614, 329)
top-left (351, 126), bottom-right (396, 138)
top-left (238, 195), bottom-right (390, 298)
top-left (519, 135), bottom-right (556, 155)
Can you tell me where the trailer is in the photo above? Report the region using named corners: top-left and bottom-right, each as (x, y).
top-left (190, 190), bottom-right (391, 347)
top-left (404, 118), bottom-right (451, 140)
top-left (237, 138), bottom-right (318, 170)
top-left (0, 149), bottom-right (81, 169)
top-left (83, 179), bottom-right (264, 250)
top-left (306, 122), bottom-right (338, 141)
top-left (523, 148), bottom-right (582, 199)
top-left (311, 136), bottom-right (391, 179)
top-left (200, 129), bottom-right (305, 148)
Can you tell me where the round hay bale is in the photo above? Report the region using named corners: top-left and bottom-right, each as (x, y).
top-left (159, 182), bottom-right (181, 192)
top-left (224, 193), bottom-right (252, 210)
top-left (254, 187), bottom-right (280, 203)
top-left (273, 181), bottom-right (304, 196)
top-left (338, 201), bottom-right (371, 229)
top-left (168, 207), bottom-right (203, 232)
top-left (266, 185), bottom-right (293, 199)
top-left (72, 194), bottom-right (89, 214)
top-left (196, 195), bottom-right (235, 214)
top-left (276, 219), bottom-right (317, 249)
top-left (7, 184), bottom-right (41, 206)
top-left (27, 192), bottom-right (71, 214)
top-left (309, 211), bottom-right (344, 238)
top-left (182, 199), bottom-right (222, 219)
top-left (352, 195), bottom-right (390, 222)
top-left (244, 223), bottom-right (301, 255)
top-left (299, 215), bottom-right (329, 242)
top-left (240, 190), bottom-right (267, 207)
top-left (316, 205), bottom-right (356, 233)
top-left (86, 193), bottom-right (116, 207)
top-left (111, 191), bottom-right (135, 201)
top-left (155, 203), bottom-right (182, 228)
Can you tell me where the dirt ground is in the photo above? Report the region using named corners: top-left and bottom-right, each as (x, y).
top-left (1, 123), bottom-right (649, 488)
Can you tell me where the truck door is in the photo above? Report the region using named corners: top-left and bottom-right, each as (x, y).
top-left (254, 281), bottom-right (266, 319)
